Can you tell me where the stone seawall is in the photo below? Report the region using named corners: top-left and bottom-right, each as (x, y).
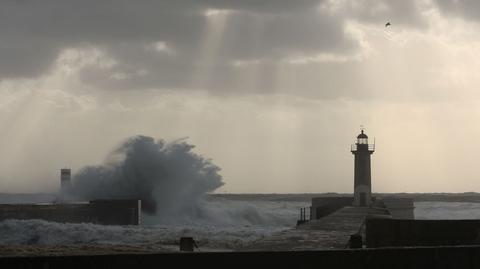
top-left (366, 218), bottom-right (480, 248)
top-left (0, 199), bottom-right (141, 225)
top-left (310, 196), bottom-right (353, 220)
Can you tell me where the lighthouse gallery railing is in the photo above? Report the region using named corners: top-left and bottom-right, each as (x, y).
top-left (351, 144), bottom-right (375, 152)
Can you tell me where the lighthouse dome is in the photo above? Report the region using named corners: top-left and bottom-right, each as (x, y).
top-left (357, 130), bottom-right (368, 139)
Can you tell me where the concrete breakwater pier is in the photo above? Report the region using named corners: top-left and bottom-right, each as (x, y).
top-left (0, 170), bottom-right (142, 226)
top-left (0, 199), bottom-right (141, 225)
top-left (241, 206), bottom-right (388, 251)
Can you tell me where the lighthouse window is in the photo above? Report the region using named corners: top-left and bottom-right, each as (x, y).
top-left (358, 138), bottom-right (368, 144)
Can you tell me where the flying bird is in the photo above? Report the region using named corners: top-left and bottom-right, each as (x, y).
top-left (385, 22), bottom-right (391, 27)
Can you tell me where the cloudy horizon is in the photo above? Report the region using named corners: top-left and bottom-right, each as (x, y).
top-left (1, 0), bottom-right (480, 193)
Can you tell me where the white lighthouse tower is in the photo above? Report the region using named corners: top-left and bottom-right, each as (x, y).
top-left (351, 129), bottom-right (375, 207)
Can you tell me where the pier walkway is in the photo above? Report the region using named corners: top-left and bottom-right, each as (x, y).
top-left (241, 206), bottom-right (389, 251)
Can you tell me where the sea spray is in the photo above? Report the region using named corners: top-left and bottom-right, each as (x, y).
top-left (63, 135), bottom-right (298, 227)
top-left (67, 135), bottom-right (224, 217)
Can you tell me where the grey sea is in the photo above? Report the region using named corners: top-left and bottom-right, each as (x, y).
top-left (1, 193), bottom-right (480, 254)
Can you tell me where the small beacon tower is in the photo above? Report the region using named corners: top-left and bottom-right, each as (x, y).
top-left (60, 168), bottom-right (71, 191)
top-left (351, 129), bottom-right (375, 207)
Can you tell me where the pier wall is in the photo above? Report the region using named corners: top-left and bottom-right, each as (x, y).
top-left (0, 199), bottom-right (141, 225)
top-left (382, 198), bottom-right (415, 219)
top-left (2, 246), bottom-right (480, 269)
top-left (366, 218), bottom-right (480, 248)
top-left (310, 197), bottom-right (353, 219)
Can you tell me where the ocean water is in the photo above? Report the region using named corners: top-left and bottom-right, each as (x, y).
top-left (414, 201), bottom-right (480, 219)
top-left (0, 196), bottom-right (309, 251)
top-left (1, 196), bottom-right (480, 251)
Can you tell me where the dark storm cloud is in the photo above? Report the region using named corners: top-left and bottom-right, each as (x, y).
top-left (435, 0), bottom-right (480, 20)
top-left (0, 0), bottom-right (426, 96)
top-left (0, 1), bottom-right (327, 74)
top-left (336, 1), bottom-right (426, 28)
top-left (0, 1), bottom-right (206, 79)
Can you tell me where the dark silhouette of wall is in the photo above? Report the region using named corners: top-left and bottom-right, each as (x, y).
top-left (310, 197), bottom-right (353, 219)
top-left (2, 246), bottom-right (480, 269)
top-left (0, 199), bottom-right (141, 225)
top-left (381, 198), bottom-right (415, 219)
top-left (366, 218), bottom-right (480, 248)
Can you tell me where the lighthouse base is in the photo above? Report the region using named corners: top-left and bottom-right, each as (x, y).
top-left (353, 185), bottom-right (371, 207)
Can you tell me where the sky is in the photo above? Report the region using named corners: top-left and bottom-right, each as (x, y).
top-left (1, 0), bottom-right (480, 193)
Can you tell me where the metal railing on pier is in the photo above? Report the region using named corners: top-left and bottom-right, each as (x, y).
top-left (297, 206), bottom-right (311, 225)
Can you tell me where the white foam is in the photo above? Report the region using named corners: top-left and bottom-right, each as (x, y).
top-left (3, 199), bottom-right (480, 250)
top-left (0, 198), bottom-right (309, 250)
